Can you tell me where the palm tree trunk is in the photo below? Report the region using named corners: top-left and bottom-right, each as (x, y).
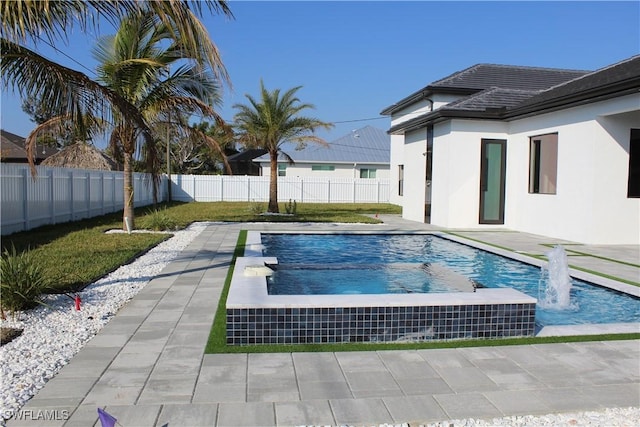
top-left (268, 150), bottom-right (279, 213)
top-left (123, 151), bottom-right (135, 231)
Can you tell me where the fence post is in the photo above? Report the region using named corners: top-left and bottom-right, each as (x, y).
top-left (22, 168), bottom-right (29, 231)
top-left (247, 176), bottom-right (250, 201)
top-left (377, 179), bottom-right (381, 203)
top-left (300, 178), bottom-right (304, 203)
top-left (327, 179), bottom-right (330, 203)
top-left (49, 169), bottom-right (55, 224)
top-left (353, 179), bottom-right (356, 203)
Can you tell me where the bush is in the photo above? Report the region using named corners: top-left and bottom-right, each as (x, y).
top-left (139, 207), bottom-right (179, 231)
top-left (248, 201), bottom-right (264, 216)
top-left (285, 199), bottom-right (297, 215)
top-left (0, 246), bottom-right (49, 316)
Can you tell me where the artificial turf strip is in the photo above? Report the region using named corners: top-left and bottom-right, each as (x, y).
top-left (203, 231), bottom-right (640, 354)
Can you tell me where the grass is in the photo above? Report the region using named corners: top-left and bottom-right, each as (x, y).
top-left (203, 227), bottom-right (640, 354)
top-left (1, 202), bottom-right (399, 294)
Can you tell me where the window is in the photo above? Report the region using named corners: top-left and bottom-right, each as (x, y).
top-left (398, 165), bottom-right (404, 196)
top-left (629, 129), bottom-right (640, 198)
top-left (360, 169), bottom-right (377, 179)
top-left (277, 164), bottom-right (286, 177)
top-left (529, 133), bottom-right (558, 194)
top-left (311, 165), bottom-right (335, 171)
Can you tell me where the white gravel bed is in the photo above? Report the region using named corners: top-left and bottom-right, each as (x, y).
top-left (0, 222), bottom-right (210, 424)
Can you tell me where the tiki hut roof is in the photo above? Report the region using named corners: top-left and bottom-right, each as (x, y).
top-left (41, 142), bottom-right (121, 171)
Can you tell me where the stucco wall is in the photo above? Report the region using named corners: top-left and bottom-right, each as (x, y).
top-left (402, 129), bottom-right (427, 222)
top-left (389, 134), bottom-right (404, 206)
top-left (505, 94), bottom-right (640, 244)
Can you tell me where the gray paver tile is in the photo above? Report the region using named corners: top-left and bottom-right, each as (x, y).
top-left (292, 352), bottom-right (345, 382)
top-left (434, 393), bottom-right (503, 419)
top-left (157, 403), bottom-right (218, 427)
top-left (330, 398), bottom-right (393, 425)
top-left (192, 383), bottom-right (246, 403)
top-left (335, 351), bottom-right (387, 372)
top-left (344, 371), bottom-right (401, 396)
top-left (436, 367), bottom-right (499, 393)
top-left (198, 363), bottom-right (247, 384)
top-left (383, 395), bottom-right (448, 424)
top-left (275, 401), bottom-right (335, 427)
top-left (26, 377), bottom-right (96, 400)
top-left (577, 383), bottom-right (640, 408)
top-left (62, 405), bottom-right (99, 427)
top-left (103, 405), bottom-right (161, 427)
top-left (395, 377), bottom-right (453, 396)
top-left (82, 384), bottom-right (142, 406)
top-left (378, 350), bottom-right (439, 379)
top-left (485, 389), bottom-right (552, 415)
top-left (534, 388), bottom-right (602, 413)
top-left (137, 377), bottom-right (197, 404)
top-left (217, 402), bottom-right (275, 427)
top-left (418, 348), bottom-right (474, 368)
top-left (298, 381), bottom-right (352, 400)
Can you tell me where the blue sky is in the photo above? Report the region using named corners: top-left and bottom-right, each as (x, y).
top-left (1, 1), bottom-right (639, 146)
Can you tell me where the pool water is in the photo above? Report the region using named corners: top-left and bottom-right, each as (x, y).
top-left (261, 233), bottom-right (640, 327)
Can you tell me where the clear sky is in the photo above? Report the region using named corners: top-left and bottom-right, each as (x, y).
top-left (1, 1), bottom-right (639, 146)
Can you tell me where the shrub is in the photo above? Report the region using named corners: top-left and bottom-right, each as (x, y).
top-left (139, 207), bottom-right (179, 231)
top-left (248, 201), bottom-right (264, 216)
top-left (0, 246), bottom-right (49, 316)
top-left (285, 199), bottom-right (297, 215)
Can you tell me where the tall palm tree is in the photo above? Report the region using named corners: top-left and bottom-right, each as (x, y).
top-left (1, 0), bottom-right (233, 230)
top-left (234, 81), bottom-right (333, 213)
top-left (94, 10), bottom-right (227, 229)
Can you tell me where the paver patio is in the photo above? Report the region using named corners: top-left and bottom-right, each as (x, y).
top-left (6, 216), bottom-right (639, 426)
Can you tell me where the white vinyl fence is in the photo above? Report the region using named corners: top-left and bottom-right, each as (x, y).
top-left (1, 164), bottom-right (391, 235)
top-left (1, 164), bottom-right (158, 235)
top-left (170, 175), bottom-right (390, 204)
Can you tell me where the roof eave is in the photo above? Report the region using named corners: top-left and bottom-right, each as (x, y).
top-left (504, 78), bottom-right (640, 120)
top-left (388, 109), bottom-right (504, 134)
top-left (380, 87), bottom-right (476, 116)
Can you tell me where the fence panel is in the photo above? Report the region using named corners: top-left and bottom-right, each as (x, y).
top-left (1, 164), bottom-right (158, 235)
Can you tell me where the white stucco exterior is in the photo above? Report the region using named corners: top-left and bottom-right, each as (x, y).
top-left (389, 93), bottom-right (640, 244)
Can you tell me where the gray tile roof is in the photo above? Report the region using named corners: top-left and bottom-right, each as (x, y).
top-left (443, 88), bottom-right (540, 112)
top-left (381, 64), bottom-right (589, 115)
top-left (256, 126), bottom-right (389, 164)
top-left (430, 63), bottom-right (589, 91)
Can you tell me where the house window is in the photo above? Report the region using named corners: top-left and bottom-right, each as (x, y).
top-left (398, 165), bottom-right (404, 196)
top-left (311, 165), bottom-right (335, 171)
top-left (360, 169), bottom-right (377, 179)
top-left (277, 164), bottom-right (286, 177)
top-left (628, 129), bottom-right (640, 198)
top-left (529, 133), bottom-right (558, 194)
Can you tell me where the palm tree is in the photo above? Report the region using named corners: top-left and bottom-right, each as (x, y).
top-left (93, 10), bottom-right (228, 229)
top-left (1, 0), bottom-right (233, 230)
top-left (233, 81), bottom-right (333, 213)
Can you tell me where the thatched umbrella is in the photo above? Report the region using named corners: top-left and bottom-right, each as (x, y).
top-left (41, 142), bottom-right (121, 170)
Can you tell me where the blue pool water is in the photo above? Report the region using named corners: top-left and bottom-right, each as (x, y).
top-left (261, 233), bottom-right (640, 327)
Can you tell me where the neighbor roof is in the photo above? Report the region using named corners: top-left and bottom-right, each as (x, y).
top-left (256, 126), bottom-right (390, 164)
top-left (386, 55), bottom-right (640, 134)
top-left (0, 129), bottom-right (57, 162)
top-left (380, 63), bottom-right (589, 116)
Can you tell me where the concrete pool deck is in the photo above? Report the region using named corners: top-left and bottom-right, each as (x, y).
top-left (7, 216), bottom-right (640, 426)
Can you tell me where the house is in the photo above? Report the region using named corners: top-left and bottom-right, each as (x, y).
top-left (0, 129), bottom-right (57, 164)
top-left (381, 56), bottom-right (640, 245)
top-left (226, 148), bottom-right (267, 175)
top-left (254, 126), bottom-right (390, 179)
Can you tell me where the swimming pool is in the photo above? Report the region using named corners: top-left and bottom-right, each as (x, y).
top-left (261, 233), bottom-right (640, 327)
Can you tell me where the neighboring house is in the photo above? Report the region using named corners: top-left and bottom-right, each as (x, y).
top-left (381, 56), bottom-right (640, 245)
top-left (226, 148), bottom-right (268, 176)
top-left (0, 129), bottom-right (57, 164)
top-left (255, 126), bottom-right (390, 179)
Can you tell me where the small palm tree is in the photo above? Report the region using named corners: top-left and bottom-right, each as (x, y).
top-left (94, 10), bottom-right (227, 229)
top-left (234, 81), bottom-right (333, 213)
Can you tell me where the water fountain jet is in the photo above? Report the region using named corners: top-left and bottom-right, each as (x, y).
top-left (539, 245), bottom-right (573, 309)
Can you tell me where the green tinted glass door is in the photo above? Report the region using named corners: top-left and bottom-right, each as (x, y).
top-left (479, 139), bottom-right (506, 224)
